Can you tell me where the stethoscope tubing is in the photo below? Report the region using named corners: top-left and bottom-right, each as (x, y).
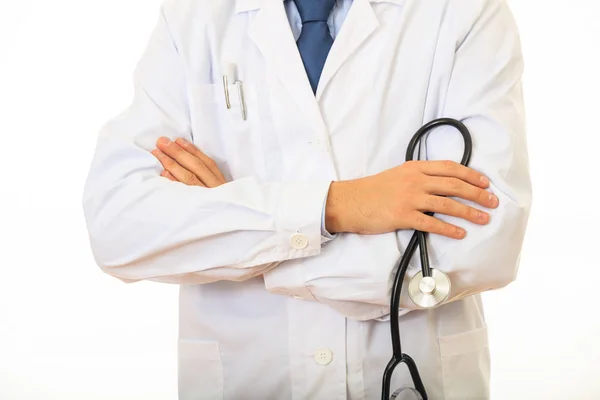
top-left (381, 118), bottom-right (473, 400)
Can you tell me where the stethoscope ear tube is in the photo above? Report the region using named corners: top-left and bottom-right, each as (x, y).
top-left (381, 118), bottom-right (473, 400)
top-left (405, 117), bottom-right (472, 165)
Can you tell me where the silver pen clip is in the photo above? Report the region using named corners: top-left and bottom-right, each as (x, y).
top-left (222, 63), bottom-right (235, 109)
top-left (235, 80), bottom-right (246, 121)
top-left (222, 63), bottom-right (246, 121)
top-left (222, 75), bottom-right (231, 109)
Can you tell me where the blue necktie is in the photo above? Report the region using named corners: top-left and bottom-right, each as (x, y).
top-left (293, 0), bottom-right (336, 94)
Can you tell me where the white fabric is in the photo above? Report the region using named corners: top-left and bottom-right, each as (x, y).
top-left (82, 0), bottom-right (532, 398)
top-left (285, 0), bottom-right (352, 240)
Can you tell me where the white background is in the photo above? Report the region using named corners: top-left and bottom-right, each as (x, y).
top-left (0, 0), bottom-right (599, 399)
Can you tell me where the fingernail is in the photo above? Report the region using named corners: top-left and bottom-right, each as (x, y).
top-left (480, 176), bottom-right (489, 185)
top-left (152, 149), bottom-right (163, 158)
top-left (176, 138), bottom-right (187, 145)
top-left (489, 193), bottom-right (498, 205)
top-left (478, 212), bottom-right (488, 221)
top-left (456, 227), bottom-right (466, 237)
top-left (158, 137), bottom-right (171, 146)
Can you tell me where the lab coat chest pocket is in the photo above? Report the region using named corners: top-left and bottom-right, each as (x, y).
top-left (188, 82), bottom-right (267, 180)
top-left (178, 339), bottom-right (224, 400)
top-left (438, 326), bottom-right (490, 399)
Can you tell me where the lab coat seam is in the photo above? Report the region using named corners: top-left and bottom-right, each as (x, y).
top-left (435, 334), bottom-right (448, 400)
top-left (157, 5), bottom-right (193, 135)
top-left (160, 6), bottom-right (180, 59)
top-left (417, 1), bottom-right (450, 166)
top-left (454, 0), bottom-right (503, 54)
top-left (358, 321), bottom-right (366, 399)
top-left (420, 1), bottom-right (449, 126)
top-left (499, 89), bottom-right (526, 189)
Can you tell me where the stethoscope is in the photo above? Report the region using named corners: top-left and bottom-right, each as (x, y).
top-left (381, 118), bottom-right (473, 400)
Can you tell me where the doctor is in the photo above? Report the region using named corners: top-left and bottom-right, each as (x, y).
top-left (82, 0), bottom-right (531, 399)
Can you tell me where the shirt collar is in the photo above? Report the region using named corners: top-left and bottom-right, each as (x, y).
top-left (235, 0), bottom-right (405, 14)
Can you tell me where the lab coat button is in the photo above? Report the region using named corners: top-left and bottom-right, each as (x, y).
top-left (314, 348), bottom-right (333, 365)
top-left (290, 234), bottom-right (309, 250)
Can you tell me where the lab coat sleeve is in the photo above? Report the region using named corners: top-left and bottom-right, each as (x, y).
top-left (82, 6), bottom-right (331, 285)
top-left (397, 0), bottom-right (532, 310)
top-left (288, 0), bottom-right (532, 319)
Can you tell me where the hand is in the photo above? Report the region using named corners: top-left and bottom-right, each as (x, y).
top-left (325, 160), bottom-right (499, 239)
top-left (151, 137), bottom-right (227, 188)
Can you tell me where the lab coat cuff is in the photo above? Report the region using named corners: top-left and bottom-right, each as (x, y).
top-left (320, 181), bottom-right (337, 244)
top-left (278, 181), bottom-right (334, 254)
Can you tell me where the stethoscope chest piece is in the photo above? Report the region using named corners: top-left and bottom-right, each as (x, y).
top-left (408, 269), bottom-right (451, 309)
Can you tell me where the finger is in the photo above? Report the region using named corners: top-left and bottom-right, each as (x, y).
top-left (420, 195), bottom-right (490, 225)
top-left (425, 176), bottom-right (499, 209)
top-left (156, 137), bottom-right (221, 187)
top-left (152, 149), bottom-right (204, 186)
top-left (160, 170), bottom-right (177, 182)
top-left (410, 212), bottom-right (466, 239)
top-left (175, 138), bottom-right (227, 184)
top-left (415, 160), bottom-right (490, 189)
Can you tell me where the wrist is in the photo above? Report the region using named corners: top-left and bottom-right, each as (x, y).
top-left (325, 180), bottom-right (353, 234)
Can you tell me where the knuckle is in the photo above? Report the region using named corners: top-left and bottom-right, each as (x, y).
top-left (206, 158), bottom-right (218, 169)
top-left (162, 157), bottom-right (175, 168)
top-left (445, 224), bottom-right (458, 236)
top-left (194, 162), bottom-right (209, 174)
top-left (415, 214), bottom-right (431, 229)
top-left (442, 160), bottom-right (456, 171)
top-left (403, 171), bottom-right (421, 187)
top-left (477, 188), bottom-right (489, 202)
top-left (438, 221), bottom-right (453, 236)
top-left (444, 177), bottom-right (460, 189)
top-left (440, 222), bottom-right (450, 233)
top-left (171, 144), bottom-right (183, 155)
top-left (183, 171), bottom-right (196, 182)
top-left (468, 207), bottom-right (480, 220)
top-left (437, 197), bottom-right (451, 210)
top-left (424, 196), bottom-right (436, 209)
top-left (404, 160), bottom-right (420, 170)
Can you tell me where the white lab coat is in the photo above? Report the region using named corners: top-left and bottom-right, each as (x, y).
top-left (82, 0), bottom-right (532, 398)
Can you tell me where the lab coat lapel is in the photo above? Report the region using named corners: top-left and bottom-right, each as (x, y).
top-left (247, 0), bottom-right (326, 133)
top-left (315, 0), bottom-right (379, 101)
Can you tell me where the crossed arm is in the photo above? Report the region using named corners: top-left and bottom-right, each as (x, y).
top-left (150, 137), bottom-right (497, 240)
top-left (82, 0), bottom-right (531, 318)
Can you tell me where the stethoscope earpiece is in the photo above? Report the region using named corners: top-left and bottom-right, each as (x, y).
top-left (408, 269), bottom-right (451, 309)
